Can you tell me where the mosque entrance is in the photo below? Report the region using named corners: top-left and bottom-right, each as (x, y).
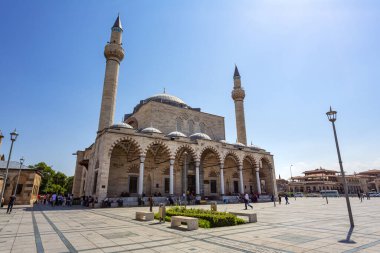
top-left (129, 176), bottom-right (138, 194)
top-left (233, 181), bottom-right (239, 194)
top-left (187, 175), bottom-right (196, 194)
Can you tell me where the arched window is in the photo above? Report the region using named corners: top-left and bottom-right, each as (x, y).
top-left (176, 117), bottom-right (183, 132)
top-left (199, 122), bottom-right (206, 133)
top-left (188, 120), bottom-right (194, 134)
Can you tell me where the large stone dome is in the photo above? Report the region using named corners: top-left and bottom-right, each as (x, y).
top-left (147, 93), bottom-right (187, 106)
top-left (132, 92), bottom-right (189, 113)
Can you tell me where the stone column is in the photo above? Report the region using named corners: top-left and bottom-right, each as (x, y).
top-left (239, 165), bottom-right (244, 194)
top-left (138, 156), bottom-right (145, 196)
top-left (195, 160), bottom-right (200, 195)
top-left (220, 164), bottom-right (225, 195)
top-left (182, 152), bottom-right (188, 194)
top-left (169, 159), bottom-right (174, 195)
top-left (256, 168), bottom-right (261, 194)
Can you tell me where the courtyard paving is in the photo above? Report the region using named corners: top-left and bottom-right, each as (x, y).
top-left (0, 198), bottom-right (379, 253)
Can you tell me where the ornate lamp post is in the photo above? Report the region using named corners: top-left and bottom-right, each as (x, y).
top-left (13, 157), bottom-right (25, 196)
top-left (290, 164), bottom-right (293, 181)
top-left (0, 129), bottom-right (19, 207)
top-left (326, 107), bottom-right (355, 242)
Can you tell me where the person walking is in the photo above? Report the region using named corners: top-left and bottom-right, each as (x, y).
top-left (285, 194), bottom-right (290, 205)
top-left (278, 194), bottom-right (282, 205)
top-left (6, 195), bottom-right (16, 214)
top-left (244, 193), bottom-right (253, 210)
top-left (149, 196), bottom-right (154, 212)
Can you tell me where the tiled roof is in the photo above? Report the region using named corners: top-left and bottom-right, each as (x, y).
top-left (0, 161), bottom-right (29, 170)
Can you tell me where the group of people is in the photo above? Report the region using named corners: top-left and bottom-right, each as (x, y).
top-left (82, 195), bottom-right (98, 208)
top-left (35, 193), bottom-right (74, 207)
top-left (277, 194), bottom-right (290, 205)
top-left (358, 192), bottom-right (372, 202)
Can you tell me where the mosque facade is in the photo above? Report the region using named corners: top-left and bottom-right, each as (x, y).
top-left (72, 16), bottom-right (277, 202)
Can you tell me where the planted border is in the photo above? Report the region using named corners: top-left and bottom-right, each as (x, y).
top-left (155, 206), bottom-right (245, 228)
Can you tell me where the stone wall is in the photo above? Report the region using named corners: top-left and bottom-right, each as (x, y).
top-left (0, 169), bottom-right (41, 205)
top-left (125, 101), bottom-right (225, 140)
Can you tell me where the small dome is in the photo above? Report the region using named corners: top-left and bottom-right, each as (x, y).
top-left (249, 145), bottom-right (261, 150)
top-left (189, 133), bottom-right (212, 141)
top-left (167, 131), bottom-right (187, 138)
top-left (234, 142), bottom-right (245, 147)
top-left (110, 122), bottom-right (133, 129)
top-left (141, 127), bottom-right (162, 134)
top-left (219, 140), bottom-right (227, 143)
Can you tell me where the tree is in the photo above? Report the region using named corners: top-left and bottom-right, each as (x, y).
top-left (65, 176), bottom-right (74, 194)
top-left (30, 162), bottom-right (56, 194)
top-left (30, 162), bottom-right (72, 194)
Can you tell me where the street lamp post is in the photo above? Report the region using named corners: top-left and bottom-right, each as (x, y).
top-left (13, 157), bottom-right (25, 196)
top-left (326, 107), bottom-right (355, 242)
top-left (0, 129), bottom-right (19, 207)
top-left (290, 165), bottom-right (293, 181)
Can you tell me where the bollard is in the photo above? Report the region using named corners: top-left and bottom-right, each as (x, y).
top-left (210, 201), bottom-right (217, 211)
top-left (159, 203), bottom-right (166, 223)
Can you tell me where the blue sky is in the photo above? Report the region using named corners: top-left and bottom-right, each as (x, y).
top-left (0, 0), bottom-right (379, 178)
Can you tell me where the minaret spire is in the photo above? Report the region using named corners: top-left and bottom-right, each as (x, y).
top-left (113, 14), bottom-right (123, 30)
top-left (231, 65), bottom-right (247, 145)
top-left (98, 15), bottom-right (125, 132)
top-left (234, 65), bottom-right (240, 78)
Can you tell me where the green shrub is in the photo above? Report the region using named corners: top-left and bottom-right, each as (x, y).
top-left (154, 206), bottom-right (246, 228)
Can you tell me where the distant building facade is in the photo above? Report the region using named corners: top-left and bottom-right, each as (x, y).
top-left (286, 168), bottom-right (367, 194)
top-left (0, 161), bottom-right (42, 205)
top-left (356, 170), bottom-right (380, 192)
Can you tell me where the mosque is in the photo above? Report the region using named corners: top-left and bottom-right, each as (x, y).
top-left (72, 16), bottom-right (277, 203)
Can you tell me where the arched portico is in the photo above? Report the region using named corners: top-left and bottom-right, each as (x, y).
top-left (223, 152), bottom-right (241, 195)
top-left (144, 142), bottom-right (171, 196)
top-left (200, 147), bottom-right (222, 196)
top-left (107, 139), bottom-right (141, 197)
top-left (259, 157), bottom-right (275, 195)
top-left (243, 155), bottom-right (258, 194)
top-left (174, 145), bottom-right (197, 195)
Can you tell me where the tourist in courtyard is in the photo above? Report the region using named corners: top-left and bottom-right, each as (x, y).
top-left (285, 194), bottom-right (290, 205)
top-left (244, 193), bottom-right (253, 209)
top-left (52, 193), bottom-right (57, 207)
top-left (6, 195), bottom-right (16, 214)
top-left (168, 195), bottom-right (174, 205)
top-left (149, 196), bottom-right (154, 212)
top-left (278, 194), bottom-right (282, 204)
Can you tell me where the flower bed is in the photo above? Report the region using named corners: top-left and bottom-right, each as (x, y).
top-left (155, 206), bottom-right (245, 228)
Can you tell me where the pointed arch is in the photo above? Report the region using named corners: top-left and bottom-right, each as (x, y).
top-left (174, 144), bottom-right (197, 161)
top-left (243, 154), bottom-right (259, 168)
top-left (199, 146), bottom-right (222, 164)
top-left (222, 151), bottom-right (241, 166)
top-left (144, 140), bottom-right (172, 159)
top-left (108, 136), bottom-right (142, 158)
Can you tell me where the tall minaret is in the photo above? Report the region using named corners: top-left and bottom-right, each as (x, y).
top-left (231, 65), bottom-right (247, 145)
top-left (98, 15), bottom-right (125, 132)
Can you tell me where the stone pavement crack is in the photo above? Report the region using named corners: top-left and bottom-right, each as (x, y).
top-left (31, 210), bottom-right (45, 253)
top-left (40, 211), bottom-right (78, 253)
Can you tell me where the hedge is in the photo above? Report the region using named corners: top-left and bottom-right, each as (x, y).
top-left (155, 206), bottom-right (245, 228)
